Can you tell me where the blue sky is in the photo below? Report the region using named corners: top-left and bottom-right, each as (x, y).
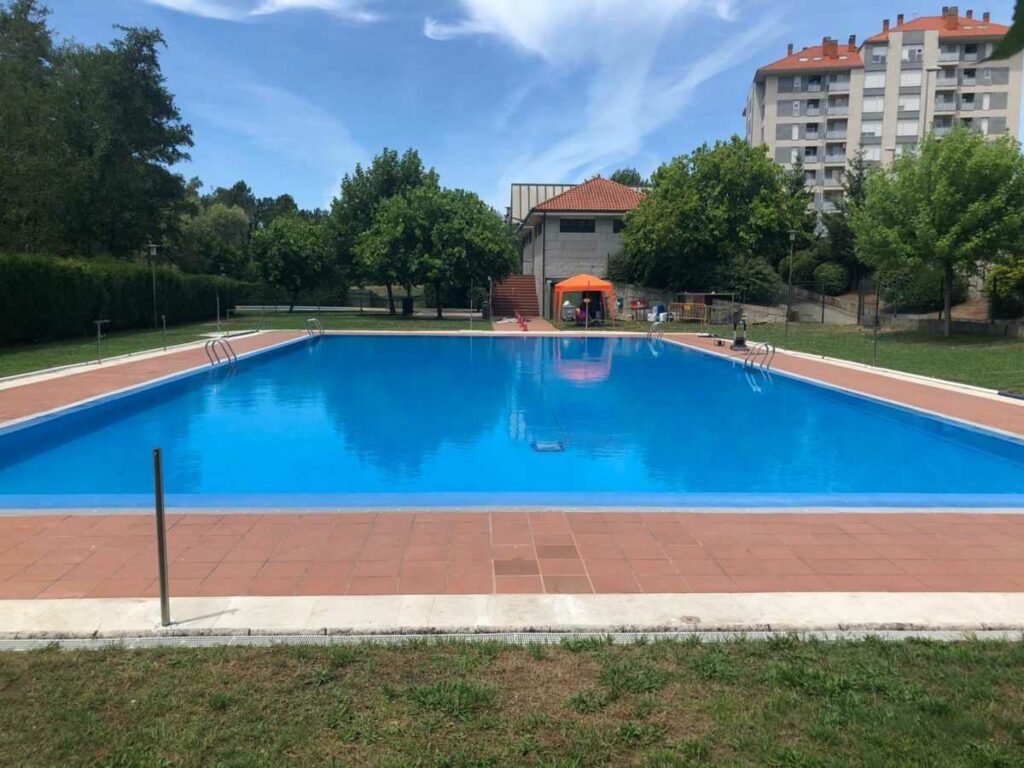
top-left (46, 0), bottom-right (1017, 211)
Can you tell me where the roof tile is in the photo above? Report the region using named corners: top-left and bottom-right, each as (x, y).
top-left (865, 14), bottom-right (1009, 43)
top-left (533, 178), bottom-right (644, 213)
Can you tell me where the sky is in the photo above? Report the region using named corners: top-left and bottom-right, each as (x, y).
top-left (44, 0), bottom-right (1018, 212)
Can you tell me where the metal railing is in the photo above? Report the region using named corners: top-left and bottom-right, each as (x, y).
top-left (647, 321), bottom-right (665, 340)
top-left (204, 337), bottom-right (237, 366)
top-left (306, 318), bottom-right (325, 336)
top-left (743, 342), bottom-right (776, 371)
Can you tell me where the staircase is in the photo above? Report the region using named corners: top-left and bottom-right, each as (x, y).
top-left (492, 275), bottom-right (540, 318)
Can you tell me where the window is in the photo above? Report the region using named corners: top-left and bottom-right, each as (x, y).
top-left (793, 75), bottom-right (802, 92)
top-left (862, 96), bottom-right (884, 113)
top-left (964, 43), bottom-right (979, 58)
top-left (898, 94), bottom-right (921, 112)
top-left (980, 117), bottom-right (990, 134)
top-left (559, 218), bottom-right (595, 233)
top-left (863, 71), bottom-right (886, 89)
top-left (861, 120), bottom-right (882, 137)
top-left (982, 93), bottom-right (991, 110)
top-left (805, 123), bottom-right (819, 138)
top-left (901, 44), bottom-right (924, 62)
top-left (899, 70), bottom-right (922, 87)
top-left (863, 145), bottom-right (882, 161)
top-left (791, 124), bottom-right (799, 140)
top-left (804, 146), bottom-right (818, 159)
top-left (790, 148), bottom-right (799, 164)
top-left (612, 219), bottom-right (625, 234)
top-left (536, 220), bottom-right (542, 237)
top-left (896, 119), bottom-right (918, 137)
top-left (894, 143), bottom-right (916, 157)
top-left (524, 231), bottom-right (532, 245)
top-left (981, 67), bottom-right (992, 83)
top-left (791, 100), bottom-right (800, 115)
top-left (869, 45), bottom-right (887, 64)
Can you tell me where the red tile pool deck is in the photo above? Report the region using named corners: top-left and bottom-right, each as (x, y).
top-left (1, 330), bottom-right (1023, 598)
top-left (2, 511), bottom-right (1024, 598)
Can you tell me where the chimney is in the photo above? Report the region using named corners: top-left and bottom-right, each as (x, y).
top-left (848, 34), bottom-right (857, 50)
top-left (882, 18), bottom-right (890, 32)
top-left (944, 6), bottom-right (959, 29)
top-left (787, 42), bottom-right (794, 55)
top-left (983, 11), bottom-right (990, 22)
top-left (897, 13), bottom-right (904, 25)
top-left (942, 5), bottom-right (948, 12)
top-left (966, 9), bottom-right (973, 18)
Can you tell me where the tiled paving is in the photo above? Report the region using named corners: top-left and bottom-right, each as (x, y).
top-left (665, 334), bottom-right (1024, 438)
top-left (0, 331), bottom-right (303, 425)
top-left (2, 511), bottom-right (1024, 598)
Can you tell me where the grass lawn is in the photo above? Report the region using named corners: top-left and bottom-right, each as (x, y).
top-left (0, 312), bottom-right (474, 379)
top-left (1, 638), bottom-right (1023, 766)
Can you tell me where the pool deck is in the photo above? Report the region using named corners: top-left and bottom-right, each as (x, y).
top-left (2, 329), bottom-right (1024, 634)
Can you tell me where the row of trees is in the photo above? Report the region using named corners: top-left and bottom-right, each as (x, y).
top-left (611, 128), bottom-right (1024, 335)
top-left (0, 1), bottom-right (517, 317)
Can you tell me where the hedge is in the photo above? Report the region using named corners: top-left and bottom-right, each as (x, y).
top-left (987, 261), bottom-right (1024, 320)
top-left (813, 263), bottom-right (849, 296)
top-left (878, 265), bottom-right (968, 314)
top-left (0, 253), bottom-right (265, 345)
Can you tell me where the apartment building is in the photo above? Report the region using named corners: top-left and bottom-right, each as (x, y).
top-left (746, 6), bottom-right (1023, 210)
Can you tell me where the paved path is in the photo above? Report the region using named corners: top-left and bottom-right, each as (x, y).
top-left (665, 334), bottom-right (1024, 438)
top-left (0, 331), bottom-right (304, 426)
top-left (2, 511), bottom-right (1023, 599)
top-left (3, 593), bottom-right (1024, 638)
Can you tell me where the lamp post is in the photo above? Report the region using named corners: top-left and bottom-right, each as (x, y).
top-left (216, 270), bottom-right (224, 335)
top-left (785, 229), bottom-right (796, 340)
top-left (147, 242), bottom-right (160, 329)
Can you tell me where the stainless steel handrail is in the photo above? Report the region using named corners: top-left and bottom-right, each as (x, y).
top-left (646, 321), bottom-right (665, 340)
top-left (306, 318), bottom-right (325, 336)
top-left (204, 337), bottom-right (237, 366)
top-left (743, 341), bottom-right (776, 371)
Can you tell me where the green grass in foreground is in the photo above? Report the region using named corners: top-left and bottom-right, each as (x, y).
top-left (1, 639), bottom-right (1022, 766)
top-left (0, 312), bottom-right (474, 378)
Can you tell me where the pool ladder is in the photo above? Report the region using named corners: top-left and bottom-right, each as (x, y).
top-left (306, 318), bottom-right (325, 337)
top-left (647, 321), bottom-right (665, 341)
top-left (204, 337), bottom-right (237, 366)
top-left (743, 341), bottom-right (776, 371)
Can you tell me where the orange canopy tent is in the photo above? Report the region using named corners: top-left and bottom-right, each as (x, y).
top-left (553, 274), bottom-right (614, 327)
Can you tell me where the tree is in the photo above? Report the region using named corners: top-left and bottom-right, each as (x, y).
top-left (330, 147), bottom-right (439, 313)
top-left (850, 127), bottom-right (1024, 336)
top-left (820, 149), bottom-right (868, 281)
top-left (251, 214), bottom-right (329, 311)
top-left (609, 167), bottom-right (644, 187)
top-left (994, 0), bottom-right (1023, 58)
top-left (616, 136), bottom-right (813, 299)
top-left (176, 203), bottom-right (252, 277)
top-left (356, 186), bottom-right (517, 319)
top-left (0, 3), bottom-right (193, 257)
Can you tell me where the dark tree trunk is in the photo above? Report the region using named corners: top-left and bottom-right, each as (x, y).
top-left (435, 282), bottom-right (443, 319)
top-left (289, 289), bottom-right (298, 313)
top-left (942, 262), bottom-right (954, 338)
top-left (385, 283), bottom-right (395, 315)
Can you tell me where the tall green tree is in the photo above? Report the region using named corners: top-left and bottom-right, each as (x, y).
top-left (251, 214), bottom-right (329, 311)
top-left (176, 203), bottom-right (252, 277)
top-left (609, 167), bottom-right (645, 187)
top-left (330, 148), bottom-right (438, 313)
top-left (821, 149), bottom-right (868, 279)
top-left (613, 137), bottom-right (810, 303)
top-left (850, 127), bottom-right (1024, 336)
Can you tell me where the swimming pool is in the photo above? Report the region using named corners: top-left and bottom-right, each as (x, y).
top-left (1, 335), bottom-right (1023, 508)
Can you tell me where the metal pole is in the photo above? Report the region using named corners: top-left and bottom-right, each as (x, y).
top-left (152, 448), bottom-right (171, 627)
top-left (151, 258), bottom-right (158, 330)
top-left (216, 289), bottom-right (221, 335)
top-left (873, 280), bottom-right (881, 367)
top-left (94, 320), bottom-right (109, 364)
top-left (785, 231), bottom-right (795, 340)
top-left (820, 283), bottom-right (826, 324)
top-left (161, 314), bottom-right (166, 351)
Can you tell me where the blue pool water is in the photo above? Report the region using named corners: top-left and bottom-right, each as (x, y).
top-left (1, 335), bottom-right (1023, 508)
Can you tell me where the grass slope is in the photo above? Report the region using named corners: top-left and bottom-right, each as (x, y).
top-left (1, 638), bottom-right (1023, 766)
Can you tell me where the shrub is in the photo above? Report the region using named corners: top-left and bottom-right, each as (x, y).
top-left (721, 255), bottom-right (784, 306)
top-left (0, 253), bottom-right (265, 345)
top-left (987, 260), bottom-right (1024, 320)
top-left (877, 265), bottom-right (968, 314)
top-left (776, 250), bottom-right (817, 283)
top-left (812, 263), bottom-right (849, 296)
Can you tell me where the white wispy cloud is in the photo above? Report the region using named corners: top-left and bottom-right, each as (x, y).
top-left (192, 82), bottom-right (367, 203)
top-left (143, 0), bottom-right (380, 22)
top-left (424, 0), bottom-right (776, 198)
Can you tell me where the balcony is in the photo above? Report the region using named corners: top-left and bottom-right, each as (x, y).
top-left (806, 83), bottom-right (822, 92)
top-left (934, 125), bottom-right (952, 136)
top-left (960, 100), bottom-right (976, 112)
top-left (824, 176), bottom-right (844, 188)
top-left (938, 49), bottom-right (959, 62)
top-left (936, 75), bottom-right (958, 87)
top-left (961, 76), bottom-right (977, 86)
top-left (826, 129), bottom-right (847, 139)
top-left (962, 51), bottom-right (980, 62)
top-left (805, 107), bottom-right (821, 117)
top-left (828, 80), bottom-right (849, 92)
top-left (827, 104), bottom-right (849, 116)
top-left (934, 100), bottom-right (957, 113)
